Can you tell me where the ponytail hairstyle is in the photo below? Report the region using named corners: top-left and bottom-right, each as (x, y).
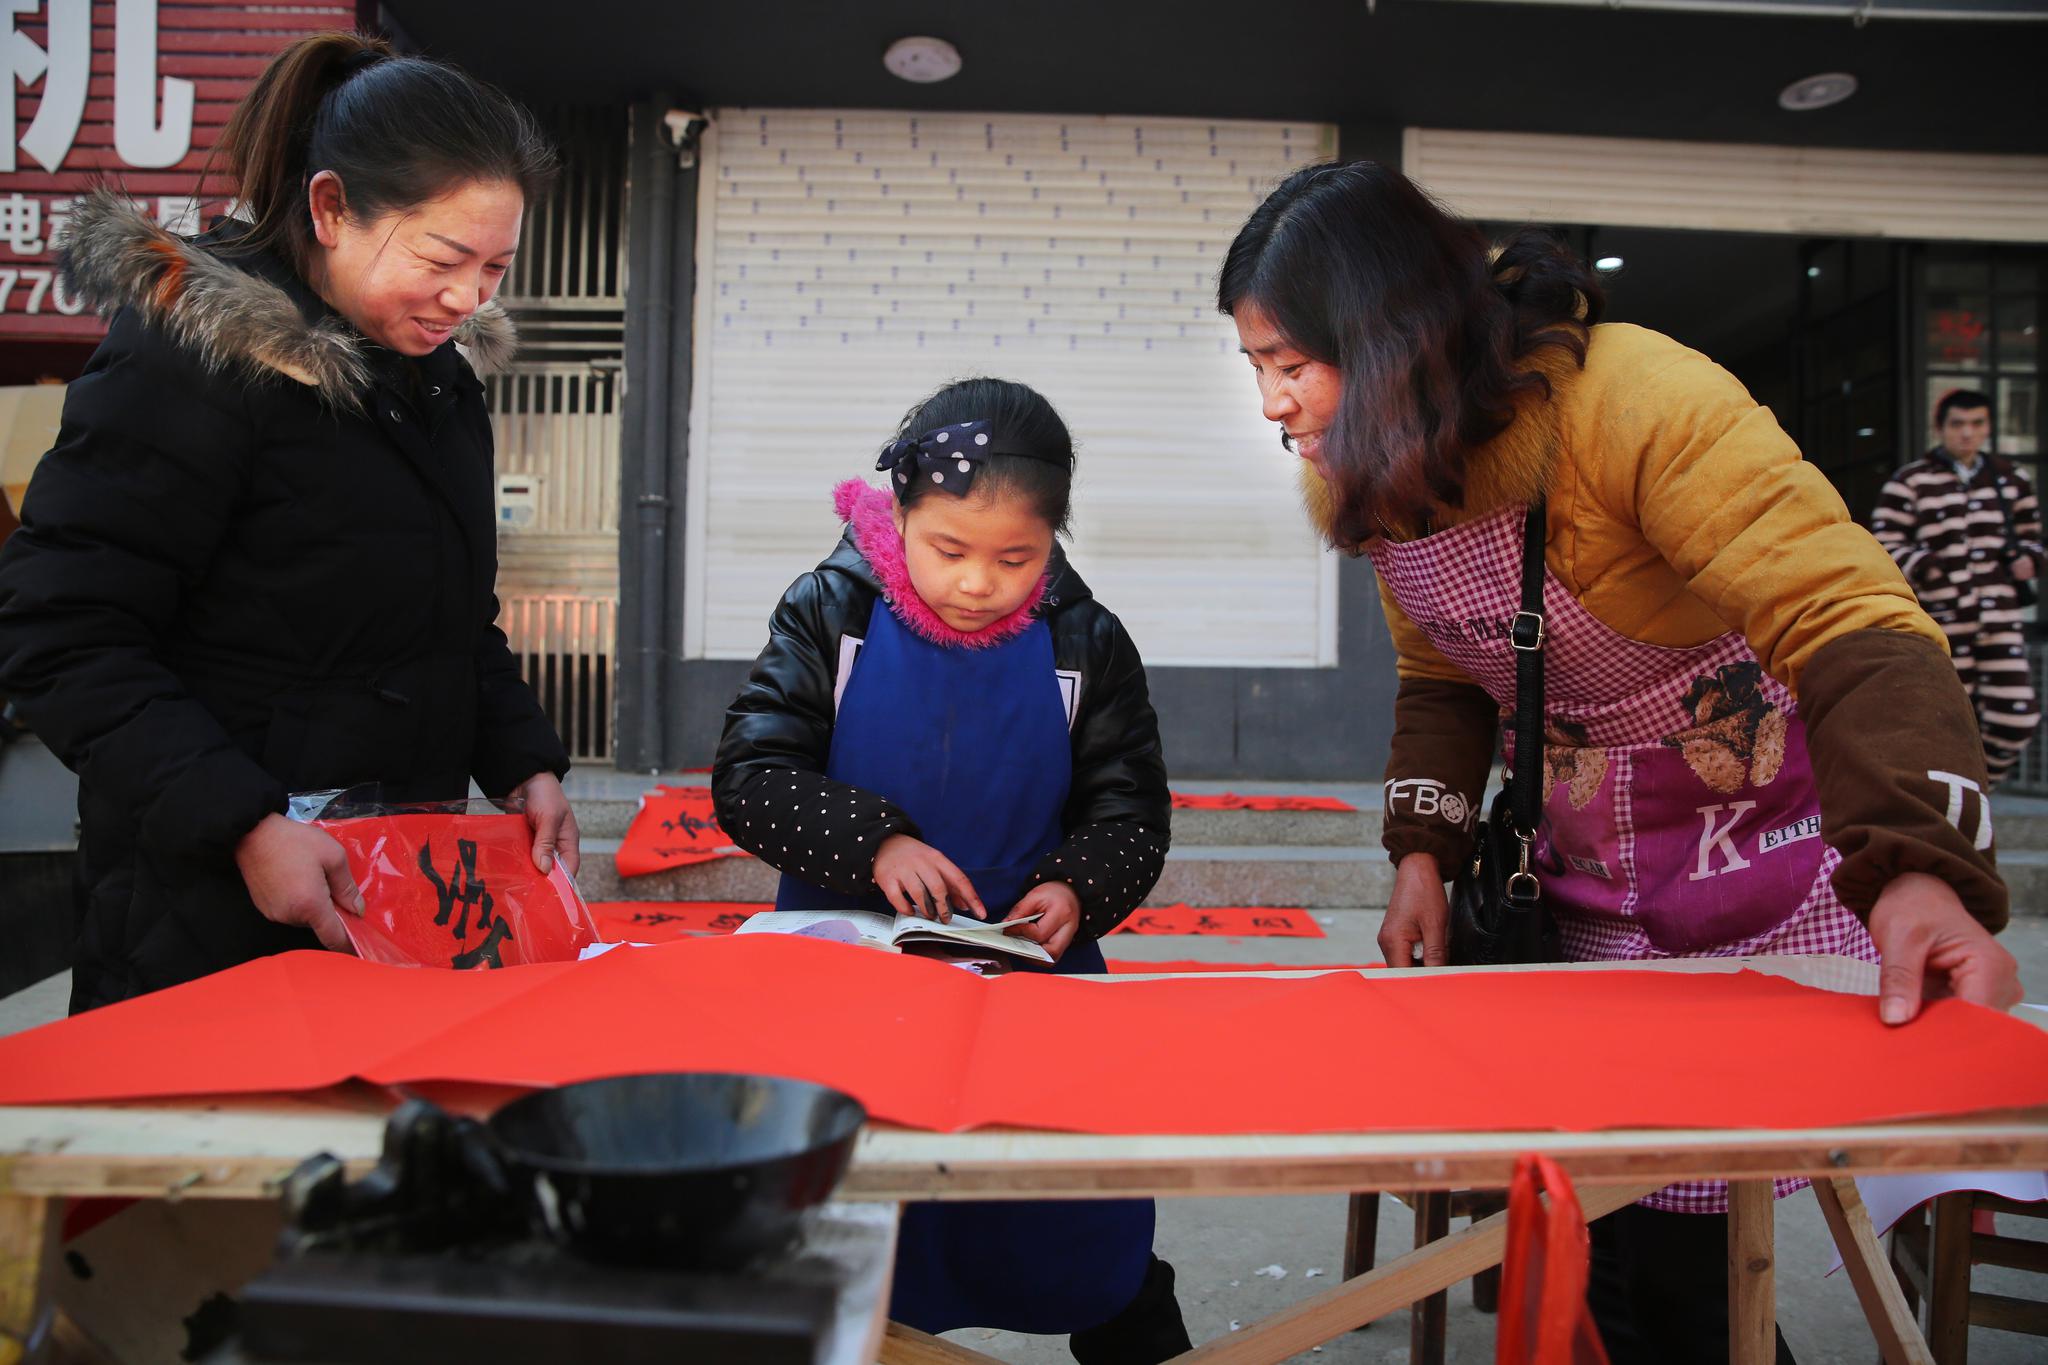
top-left (884, 377), bottom-right (1078, 536)
top-left (215, 31), bottom-right (557, 272)
top-left (1217, 160), bottom-right (1603, 544)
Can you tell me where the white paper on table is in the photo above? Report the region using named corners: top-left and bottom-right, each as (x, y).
top-left (578, 940), bottom-right (659, 960)
top-left (1826, 1169), bottom-right (2048, 1275)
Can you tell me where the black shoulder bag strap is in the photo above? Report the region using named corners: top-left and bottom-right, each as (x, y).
top-left (1505, 498), bottom-right (1547, 903)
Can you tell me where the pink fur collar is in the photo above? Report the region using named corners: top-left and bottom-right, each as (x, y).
top-left (833, 479), bottom-right (1049, 649)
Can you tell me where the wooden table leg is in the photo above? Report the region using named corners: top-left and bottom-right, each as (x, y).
top-left (1465, 1193), bottom-right (1506, 1314)
top-left (1411, 1191), bottom-right (1450, 1365)
top-left (1727, 1180), bottom-right (1776, 1365)
top-left (1926, 1193), bottom-right (1972, 1365)
top-left (1167, 1181), bottom-right (1663, 1365)
top-left (0, 1189), bottom-right (59, 1365)
top-left (1809, 1178), bottom-right (1934, 1365)
top-left (1342, 1192), bottom-right (1380, 1281)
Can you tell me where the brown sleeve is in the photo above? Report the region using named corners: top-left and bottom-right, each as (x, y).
top-left (1382, 675), bottom-right (1499, 873)
top-left (1800, 628), bottom-right (2007, 932)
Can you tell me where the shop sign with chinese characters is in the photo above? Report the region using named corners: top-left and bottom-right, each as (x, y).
top-left (1, 0), bottom-right (354, 340)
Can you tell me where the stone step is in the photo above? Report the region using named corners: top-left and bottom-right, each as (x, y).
top-left (562, 779), bottom-right (2048, 857)
top-left (573, 839), bottom-right (2048, 919)
top-left (1997, 850), bottom-right (2048, 918)
top-left (565, 796), bottom-right (1379, 847)
top-left (574, 840), bottom-right (1394, 910)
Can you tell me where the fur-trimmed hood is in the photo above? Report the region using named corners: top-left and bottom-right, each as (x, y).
top-left (1301, 342), bottom-right (1576, 548)
top-left (58, 188), bottom-right (517, 403)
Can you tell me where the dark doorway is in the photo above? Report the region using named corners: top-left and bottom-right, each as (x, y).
top-left (1492, 223), bottom-right (1906, 527)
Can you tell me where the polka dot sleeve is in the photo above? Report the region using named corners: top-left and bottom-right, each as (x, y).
top-left (722, 767), bottom-right (918, 898)
top-left (1026, 820), bottom-right (1168, 940)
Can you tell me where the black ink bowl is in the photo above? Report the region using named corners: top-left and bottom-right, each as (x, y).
top-left (486, 1073), bottom-right (867, 1269)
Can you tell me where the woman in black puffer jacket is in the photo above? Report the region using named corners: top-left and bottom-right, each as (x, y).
top-left (0, 33), bottom-right (573, 1011)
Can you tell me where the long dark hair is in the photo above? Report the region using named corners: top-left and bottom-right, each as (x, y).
top-left (1217, 160), bottom-right (1603, 542)
top-left (215, 31), bottom-right (556, 272)
top-left (887, 378), bottom-right (1077, 535)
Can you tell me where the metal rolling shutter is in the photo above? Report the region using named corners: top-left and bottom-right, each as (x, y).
top-left (686, 110), bottom-right (1340, 666)
top-left (1405, 128), bottom-right (2048, 243)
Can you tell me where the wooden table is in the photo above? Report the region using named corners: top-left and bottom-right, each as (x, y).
top-left (3, 956), bottom-right (2043, 1365)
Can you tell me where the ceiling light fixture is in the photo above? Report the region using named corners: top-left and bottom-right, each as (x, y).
top-left (1594, 256), bottom-right (1624, 273)
top-left (884, 36), bottom-right (963, 83)
top-left (1779, 72), bottom-right (1858, 112)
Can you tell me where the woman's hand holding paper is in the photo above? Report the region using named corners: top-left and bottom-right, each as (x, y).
top-left (512, 770), bottom-right (581, 876)
top-left (1870, 871), bottom-right (2023, 1025)
top-left (234, 814), bottom-right (362, 953)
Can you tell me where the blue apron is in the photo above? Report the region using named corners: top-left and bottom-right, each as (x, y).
top-left (777, 599), bottom-right (1155, 1336)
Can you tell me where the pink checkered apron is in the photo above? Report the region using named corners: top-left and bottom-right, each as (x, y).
top-left (1368, 503), bottom-right (1878, 1214)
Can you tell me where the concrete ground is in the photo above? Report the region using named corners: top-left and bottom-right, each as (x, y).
top-left (2, 915), bottom-right (2043, 1363)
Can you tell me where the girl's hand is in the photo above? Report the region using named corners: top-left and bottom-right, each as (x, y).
top-left (234, 813), bottom-right (362, 953)
top-left (510, 770), bottom-right (580, 876)
top-left (1380, 851), bottom-right (1450, 967)
top-left (1004, 882), bottom-right (1081, 962)
top-left (1869, 872), bottom-right (2022, 1025)
top-left (873, 835), bottom-right (984, 922)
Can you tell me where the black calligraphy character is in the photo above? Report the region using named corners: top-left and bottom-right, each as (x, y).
top-left (633, 911), bottom-right (686, 927)
top-left (418, 839), bottom-right (513, 967)
top-left (660, 811), bottom-right (716, 839)
top-left (1132, 915), bottom-right (1167, 933)
top-left (1252, 915), bottom-right (1291, 931)
top-left (709, 913), bottom-right (747, 931)
top-left (418, 839), bottom-right (494, 939)
top-left (451, 918), bottom-right (514, 970)
top-left (1194, 914), bottom-right (1226, 933)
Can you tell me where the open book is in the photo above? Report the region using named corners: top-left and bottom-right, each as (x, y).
top-left (733, 908), bottom-right (1053, 964)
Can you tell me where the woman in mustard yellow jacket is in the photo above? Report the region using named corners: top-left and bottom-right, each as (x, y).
top-left (1218, 160), bottom-right (2020, 1363)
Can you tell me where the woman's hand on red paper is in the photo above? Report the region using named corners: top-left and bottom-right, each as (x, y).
top-left (1381, 851), bottom-right (1450, 967)
top-left (873, 834), bottom-right (984, 922)
top-left (234, 813), bottom-right (362, 953)
top-left (1005, 881), bottom-right (1081, 962)
top-left (512, 770), bottom-right (581, 876)
top-left (1869, 871), bottom-right (2023, 1025)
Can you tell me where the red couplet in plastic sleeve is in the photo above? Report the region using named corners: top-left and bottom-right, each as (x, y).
top-left (315, 813), bottom-right (597, 969)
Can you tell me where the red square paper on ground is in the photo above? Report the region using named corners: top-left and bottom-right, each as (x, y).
top-left (589, 901), bottom-right (765, 941)
top-left (614, 786), bottom-right (751, 877)
top-left (1108, 906), bottom-right (1324, 938)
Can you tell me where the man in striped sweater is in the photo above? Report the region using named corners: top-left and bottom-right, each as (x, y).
top-left (1873, 389), bottom-right (2044, 786)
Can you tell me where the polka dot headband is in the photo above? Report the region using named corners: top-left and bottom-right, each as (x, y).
top-left (876, 419), bottom-right (1053, 498)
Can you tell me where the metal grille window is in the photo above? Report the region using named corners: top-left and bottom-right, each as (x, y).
top-left (490, 107), bottom-right (628, 762)
top-left (685, 110), bottom-right (1339, 667)
top-left (498, 595), bottom-right (615, 765)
